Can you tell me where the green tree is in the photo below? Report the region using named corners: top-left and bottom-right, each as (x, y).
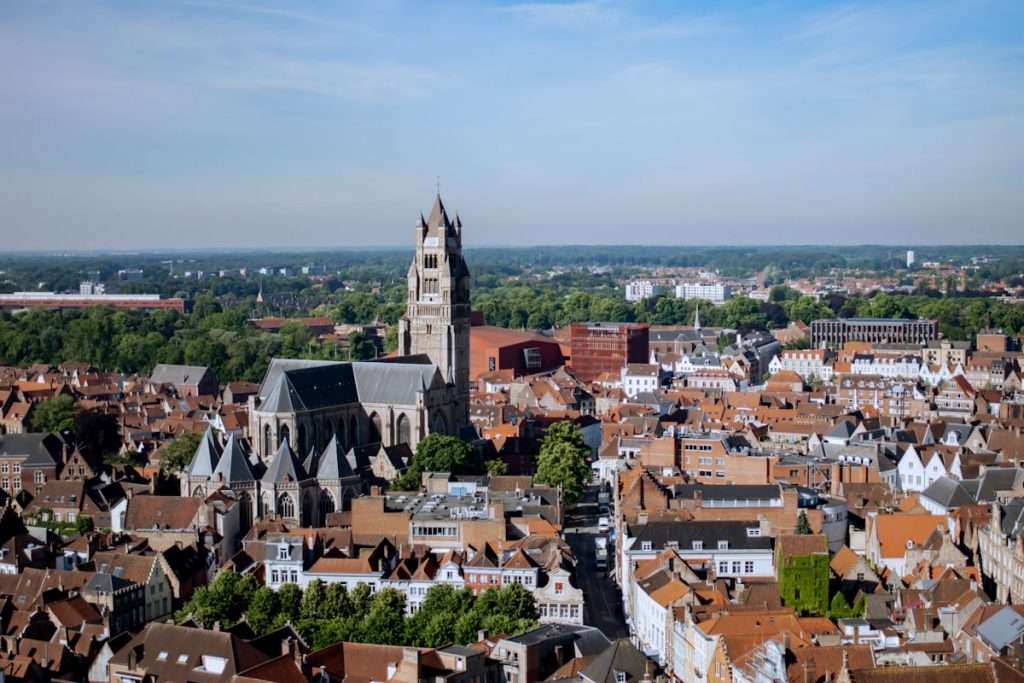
top-left (74, 515), bottom-right (95, 535)
top-left (246, 586), bottom-right (280, 635)
top-left (392, 433), bottom-right (474, 490)
top-left (162, 431), bottom-right (203, 474)
top-left (29, 394), bottom-right (75, 434)
top-left (358, 588), bottom-right (407, 645)
top-left (534, 421), bottom-right (591, 505)
top-left (486, 459), bottom-right (509, 477)
top-left (795, 511), bottom-right (812, 535)
top-left (176, 571), bottom-right (257, 628)
top-left (276, 583), bottom-right (303, 627)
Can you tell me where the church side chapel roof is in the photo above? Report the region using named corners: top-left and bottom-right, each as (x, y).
top-left (317, 435), bottom-right (356, 479)
top-left (212, 433), bottom-right (258, 483)
top-left (262, 440), bottom-right (308, 484)
top-left (187, 427), bottom-right (222, 477)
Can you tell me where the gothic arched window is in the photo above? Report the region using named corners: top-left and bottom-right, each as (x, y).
top-left (369, 413), bottom-right (382, 443)
top-left (397, 413), bottom-right (411, 445)
top-left (320, 489), bottom-right (336, 515)
top-left (277, 493), bottom-right (295, 518)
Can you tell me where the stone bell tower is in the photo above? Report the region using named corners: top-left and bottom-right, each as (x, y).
top-left (398, 194), bottom-right (470, 429)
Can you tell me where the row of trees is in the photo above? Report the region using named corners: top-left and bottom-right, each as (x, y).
top-left (390, 423), bottom-right (593, 506)
top-left (176, 572), bottom-right (538, 650)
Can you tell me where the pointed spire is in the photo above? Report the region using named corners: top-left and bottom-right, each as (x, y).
top-left (303, 444), bottom-right (320, 477)
top-left (212, 433), bottom-right (256, 483)
top-left (693, 302), bottom-right (701, 331)
top-left (262, 438), bottom-right (306, 484)
top-left (186, 427), bottom-right (222, 477)
top-left (256, 280), bottom-right (264, 304)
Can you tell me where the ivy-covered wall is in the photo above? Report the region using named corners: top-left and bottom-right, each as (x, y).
top-left (778, 553), bottom-right (830, 615)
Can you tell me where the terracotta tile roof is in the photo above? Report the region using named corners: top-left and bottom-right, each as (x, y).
top-left (874, 513), bottom-right (946, 558)
top-left (829, 546), bottom-right (860, 576)
top-left (123, 495), bottom-right (202, 530)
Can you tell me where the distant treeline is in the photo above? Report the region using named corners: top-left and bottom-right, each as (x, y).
top-left (1, 286), bottom-right (1021, 384)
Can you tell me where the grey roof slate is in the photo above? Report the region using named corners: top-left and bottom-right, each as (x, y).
top-left (186, 427), bottom-right (222, 477)
top-left (317, 435), bottom-right (356, 479)
top-left (976, 606), bottom-right (1024, 651)
top-left (150, 363), bottom-right (212, 387)
top-left (920, 476), bottom-right (973, 509)
top-left (581, 639), bottom-right (653, 683)
top-left (0, 433), bottom-right (63, 467)
top-left (256, 357), bottom-right (441, 414)
top-left (351, 360), bottom-right (442, 406)
top-left (976, 467), bottom-right (1023, 503)
top-left (262, 440), bottom-right (307, 484)
top-left (212, 433), bottom-right (257, 483)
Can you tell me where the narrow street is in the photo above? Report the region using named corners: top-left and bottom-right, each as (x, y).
top-left (565, 485), bottom-right (629, 639)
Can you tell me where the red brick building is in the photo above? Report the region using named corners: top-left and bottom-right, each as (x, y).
top-left (569, 322), bottom-right (649, 383)
top-left (469, 326), bottom-right (564, 380)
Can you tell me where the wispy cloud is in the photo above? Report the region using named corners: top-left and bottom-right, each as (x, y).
top-left (214, 57), bottom-right (450, 102)
top-left (497, 1), bottom-right (617, 29)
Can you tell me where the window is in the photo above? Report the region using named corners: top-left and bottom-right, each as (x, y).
top-left (156, 651), bottom-right (169, 661)
top-left (732, 561), bottom-right (741, 574)
top-left (616, 673), bottom-right (627, 683)
top-left (719, 561), bottom-right (728, 574)
top-left (278, 544), bottom-right (290, 560)
top-left (692, 541), bottom-right (703, 551)
top-left (744, 561), bottom-right (754, 574)
top-left (0, 464), bottom-right (7, 474)
top-left (177, 654), bottom-right (188, 665)
top-left (488, 357), bottom-right (496, 372)
top-left (12, 465), bottom-right (19, 476)
top-left (746, 527), bottom-right (761, 537)
top-left (641, 541), bottom-right (652, 551)
top-left (555, 582), bottom-right (564, 595)
top-left (717, 541), bottom-right (728, 550)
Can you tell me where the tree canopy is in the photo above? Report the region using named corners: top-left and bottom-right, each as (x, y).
top-left (176, 573), bottom-right (538, 651)
top-left (534, 421), bottom-right (592, 505)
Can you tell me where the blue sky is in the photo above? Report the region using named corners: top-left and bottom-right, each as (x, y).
top-left (2, 0), bottom-right (1022, 250)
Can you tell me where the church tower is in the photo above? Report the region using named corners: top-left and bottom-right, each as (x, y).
top-left (398, 194), bottom-right (470, 430)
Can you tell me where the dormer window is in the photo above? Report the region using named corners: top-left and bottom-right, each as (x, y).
top-left (278, 544), bottom-right (290, 560)
top-left (616, 672), bottom-right (627, 683)
top-left (692, 541), bottom-right (703, 551)
top-left (717, 541), bottom-right (729, 550)
top-left (747, 528), bottom-right (761, 537)
top-left (641, 541), bottom-right (652, 551)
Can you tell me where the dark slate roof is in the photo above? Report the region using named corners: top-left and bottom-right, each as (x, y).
top-left (212, 433), bottom-right (257, 483)
top-left (257, 357), bottom-right (442, 413)
top-left (1000, 500), bottom-right (1024, 539)
top-left (186, 427), bottom-right (222, 477)
top-left (506, 624), bottom-right (611, 655)
top-left (317, 435), bottom-right (355, 479)
top-left (581, 639), bottom-right (653, 683)
top-left (921, 477), bottom-right (974, 509)
top-left (262, 440), bottom-right (307, 484)
top-left (976, 467), bottom-right (1023, 503)
top-left (629, 520), bottom-right (772, 551)
top-left (0, 433), bottom-right (63, 467)
top-left (671, 484), bottom-right (782, 503)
